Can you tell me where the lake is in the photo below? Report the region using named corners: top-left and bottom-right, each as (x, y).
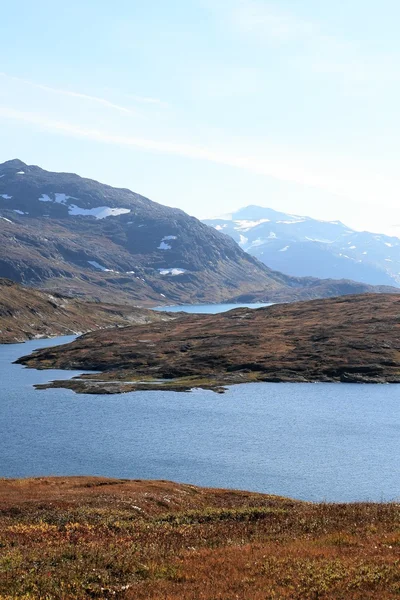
top-left (153, 302), bottom-right (273, 313)
top-left (1, 329), bottom-right (399, 502)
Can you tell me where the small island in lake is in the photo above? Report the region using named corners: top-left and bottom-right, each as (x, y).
top-left (16, 293), bottom-right (400, 393)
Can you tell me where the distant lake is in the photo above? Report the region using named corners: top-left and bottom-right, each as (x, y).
top-left (1, 335), bottom-right (399, 502)
top-left (153, 302), bottom-right (273, 313)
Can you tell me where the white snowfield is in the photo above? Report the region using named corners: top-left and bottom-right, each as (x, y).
top-left (276, 219), bottom-right (306, 224)
top-left (69, 206), bottom-right (130, 219)
top-left (233, 219), bottom-right (270, 231)
top-left (87, 260), bottom-right (119, 273)
top-left (38, 194), bottom-right (131, 219)
top-left (157, 235), bottom-right (177, 250)
top-left (158, 241), bottom-right (172, 250)
top-left (159, 268), bottom-right (187, 276)
top-left (251, 238), bottom-right (265, 247)
top-left (0, 217), bottom-right (12, 223)
top-left (13, 210), bottom-right (26, 215)
top-left (0, 195), bottom-right (12, 200)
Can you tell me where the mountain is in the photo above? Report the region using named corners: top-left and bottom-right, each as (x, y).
top-left (0, 278), bottom-right (173, 343)
top-left (0, 160), bottom-right (396, 305)
top-left (18, 294), bottom-right (400, 394)
top-left (203, 205), bottom-right (400, 287)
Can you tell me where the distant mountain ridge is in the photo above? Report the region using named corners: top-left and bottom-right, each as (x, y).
top-left (203, 205), bottom-right (400, 287)
top-left (0, 160), bottom-right (397, 305)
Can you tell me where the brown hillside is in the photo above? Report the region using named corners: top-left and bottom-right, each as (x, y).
top-left (0, 477), bottom-right (399, 599)
top-left (17, 293), bottom-right (400, 393)
top-left (0, 278), bottom-right (174, 343)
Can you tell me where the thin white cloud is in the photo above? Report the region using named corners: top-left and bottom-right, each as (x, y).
top-left (231, 0), bottom-right (316, 41)
top-left (123, 93), bottom-right (166, 106)
top-left (0, 106), bottom-right (331, 189)
top-left (0, 72), bottom-right (134, 115)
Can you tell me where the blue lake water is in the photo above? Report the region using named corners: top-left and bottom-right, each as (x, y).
top-left (1, 332), bottom-right (399, 502)
top-left (153, 302), bottom-right (273, 313)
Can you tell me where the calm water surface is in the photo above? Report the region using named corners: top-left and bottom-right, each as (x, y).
top-left (1, 327), bottom-right (399, 502)
top-left (153, 302), bottom-right (273, 313)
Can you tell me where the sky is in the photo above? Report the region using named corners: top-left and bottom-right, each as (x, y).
top-left (1, 0), bottom-right (400, 236)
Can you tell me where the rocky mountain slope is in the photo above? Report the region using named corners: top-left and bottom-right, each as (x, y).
top-left (203, 205), bottom-right (400, 287)
top-left (0, 160), bottom-right (395, 305)
top-left (18, 294), bottom-right (400, 393)
top-left (0, 278), bottom-right (173, 343)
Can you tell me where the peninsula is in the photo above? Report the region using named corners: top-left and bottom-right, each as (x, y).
top-left (17, 293), bottom-right (400, 393)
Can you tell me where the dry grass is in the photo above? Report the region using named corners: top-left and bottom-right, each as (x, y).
top-left (0, 477), bottom-right (399, 599)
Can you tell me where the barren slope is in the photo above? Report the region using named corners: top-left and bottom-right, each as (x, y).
top-left (0, 278), bottom-right (174, 343)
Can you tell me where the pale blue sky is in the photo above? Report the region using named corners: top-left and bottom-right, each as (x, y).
top-left (2, 0), bottom-right (400, 235)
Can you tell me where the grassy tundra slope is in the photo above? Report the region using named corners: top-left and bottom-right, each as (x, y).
top-left (17, 293), bottom-right (400, 393)
top-left (0, 477), bottom-right (399, 599)
top-left (0, 278), bottom-right (175, 343)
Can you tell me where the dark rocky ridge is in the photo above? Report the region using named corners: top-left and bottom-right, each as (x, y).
top-left (17, 294), bottom-right (400, 393)
top-left (0, 159), bottom-right (397, 305)
top-left (0, 278), bottom-right (174, 343)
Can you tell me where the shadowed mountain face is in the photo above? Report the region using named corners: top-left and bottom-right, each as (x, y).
top-left (0, 161), bottom-right (396, 305)
top-left (203, 205), bottom-right (400, 288)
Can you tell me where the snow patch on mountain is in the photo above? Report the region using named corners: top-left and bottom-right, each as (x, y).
top-left (88, 261), bottom-right (119, 273)
top-left (39, 193), bottom-right (131, 219)
top-left (277, 219), bottom-right (306, 224)
top-left (0, 195), bottom-right (12, 200)
top-left (251, 238), bottom-right (265, 248)
top-left (159, 268), bottom-right (187, 276)
top-left (69, 206), bottom-right (130, 219)
top-left (158, 241), bottom-right (171, 250)
top-left (158, 236), bottom-right (177, 250)
top-left (234, 219), bottom-right (270, 231)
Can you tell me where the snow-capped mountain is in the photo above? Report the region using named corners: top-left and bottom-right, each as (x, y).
top-left (0, 161), bottom-right (395, 305)
top-left (203, 206), bottom-right (400, 288)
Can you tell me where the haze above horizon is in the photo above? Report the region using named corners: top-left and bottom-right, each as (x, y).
top-left (2, 1), bottom-right (400, 236)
